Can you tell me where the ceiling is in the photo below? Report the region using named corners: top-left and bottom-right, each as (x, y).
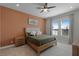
top-left (0, 3), bottom-right (79, 18)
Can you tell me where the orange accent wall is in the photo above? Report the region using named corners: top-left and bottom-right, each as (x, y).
top-left (0, 7), bottom-right (1, 47)
top-left (0, 6), bottom-right (46, 47)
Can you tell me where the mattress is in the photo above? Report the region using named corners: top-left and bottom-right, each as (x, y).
top-left (28, 35), bottom-right (56, 46)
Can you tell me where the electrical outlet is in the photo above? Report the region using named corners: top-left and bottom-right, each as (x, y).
top-left (10, 41), bottom-right (13, 44)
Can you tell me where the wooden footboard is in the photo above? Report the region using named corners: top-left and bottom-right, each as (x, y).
top-left (27, 40), bottom-right (57, 55)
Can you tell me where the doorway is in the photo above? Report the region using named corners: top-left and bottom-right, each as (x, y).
top-left (51, 16), bottom-right (72, 44)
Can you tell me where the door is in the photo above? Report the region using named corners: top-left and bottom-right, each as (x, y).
top-left (51, 16), bottom-right (72, 44)
top-left (60, 17), bottom-right (71, 44)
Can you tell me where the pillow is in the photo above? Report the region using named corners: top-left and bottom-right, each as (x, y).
top-left (36, 31), bottom-right (42, 35)
top-left (31, 31), bottom-right (36, 36)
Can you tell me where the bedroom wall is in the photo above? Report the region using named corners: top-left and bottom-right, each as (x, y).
top-left (73, 10), bottom-right (79, 42)
top-left (0, 6), bottom-right (46, 47)
top-left (0, 7), bottom-right (1, 47)
top-left (46, 17), bottom-right (52, 35)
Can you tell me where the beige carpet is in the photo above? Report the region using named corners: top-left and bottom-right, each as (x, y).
top-left (0, 42), bottom-right (72, 56)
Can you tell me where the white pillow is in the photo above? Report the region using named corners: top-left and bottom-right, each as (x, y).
top-left (37, 31), bottom-right (42, 35)
top-left (31, 31), bottom-right (36, 36)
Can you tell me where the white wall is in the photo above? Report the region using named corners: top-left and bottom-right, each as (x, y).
top-left (46, 17), bottom-right (52, 35)
top-left (73, 10), bottom-right (79, 42)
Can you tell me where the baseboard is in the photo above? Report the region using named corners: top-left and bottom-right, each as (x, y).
top-left (0, 44), bottom-right (15, 49)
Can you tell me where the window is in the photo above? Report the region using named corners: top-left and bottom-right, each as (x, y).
top-left (52, 19), bottom-right (59, 36)
top-left (51, 16), bottom-right (71, 37)
top-left (61, 18), bottom-right (70, 36)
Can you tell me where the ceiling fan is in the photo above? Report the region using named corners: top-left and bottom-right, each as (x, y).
top-left (37, 3), bottom-right (56, 13)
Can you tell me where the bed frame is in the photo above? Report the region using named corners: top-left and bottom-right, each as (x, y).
top-left (24, 28), bottom-right (57, 55)
top-left (27, 39), bottom-right (57, 55)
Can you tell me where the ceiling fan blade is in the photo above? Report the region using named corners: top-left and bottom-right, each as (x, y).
top-left (40, 10), bottom-right (44, 13)
top-left (47, 6), bottom-right (56, 9)
top-left (37, 7), bottom-right (43, 9)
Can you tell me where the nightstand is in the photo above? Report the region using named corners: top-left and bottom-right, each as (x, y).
top-left (72, 41), bottom-right (79, 56)
top-left (15, 36), bottom-right (25, 47)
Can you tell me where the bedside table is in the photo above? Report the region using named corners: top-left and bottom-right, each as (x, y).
top-left (15, 36), bottom-right (25, 47)
top-left (72, 41), bottom-right (79, 56)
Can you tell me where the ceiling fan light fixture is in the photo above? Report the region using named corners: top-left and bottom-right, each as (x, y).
top-left (44, 8), bottom-right (48, 12)
top-left (16, 4), bottom-right (20, 7)
top-left (37, 3), bottom-right (56, 13)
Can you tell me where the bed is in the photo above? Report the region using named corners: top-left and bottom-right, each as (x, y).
top-left (24, 28), bottom-right (57, 55)
top-left (28, 35), bottom-right (56, 46)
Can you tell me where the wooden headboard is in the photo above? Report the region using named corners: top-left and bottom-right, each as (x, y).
top-left (24, 27), bottom-right (41, 37)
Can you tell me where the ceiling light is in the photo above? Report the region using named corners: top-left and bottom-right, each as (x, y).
top-left (16, 4), bottom-right (20, 7)
top-left (70, 6), bottom-right (72, 8)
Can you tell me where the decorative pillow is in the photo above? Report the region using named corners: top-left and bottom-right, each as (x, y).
top-left (36, 31), bottom-right (42, 35)
top-left (31, 31), bottom-right (36, 36)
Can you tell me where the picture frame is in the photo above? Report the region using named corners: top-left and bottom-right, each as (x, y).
top-left (28, 18), bottom-right (38, 25)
